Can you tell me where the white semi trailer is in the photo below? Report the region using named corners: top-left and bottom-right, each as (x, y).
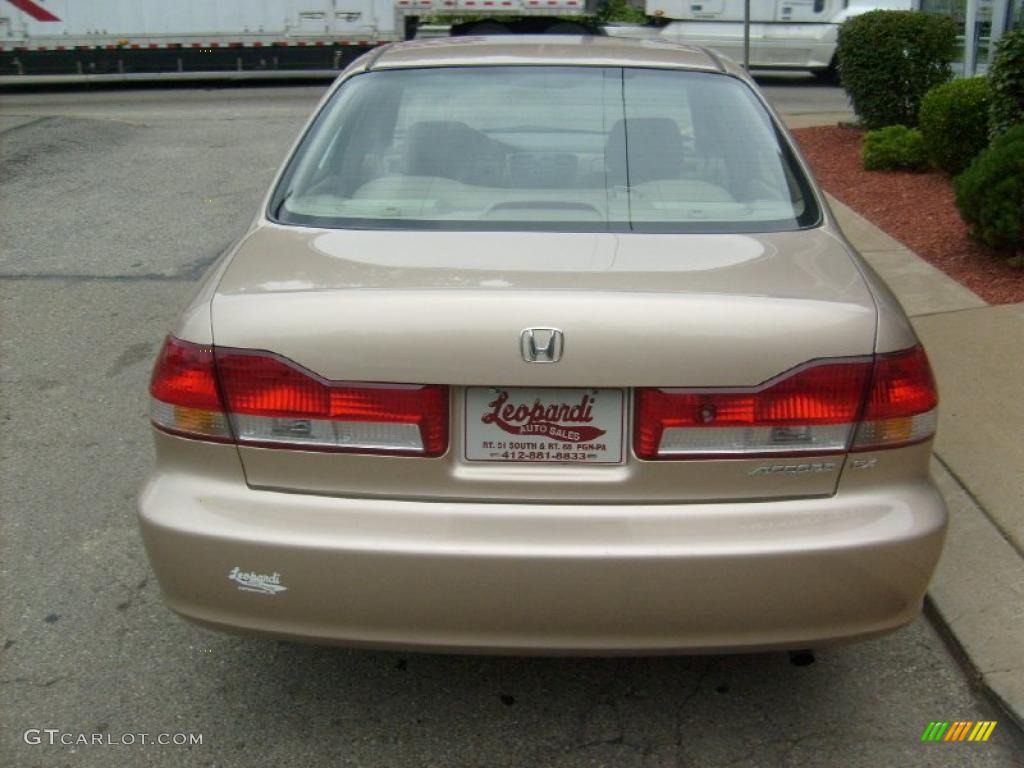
top-left (0, 0), bottom-right (906, 78)
top-left (605, 1), bottom-right (914, 77)
top-left (0, 0), bottom-right (597, 76)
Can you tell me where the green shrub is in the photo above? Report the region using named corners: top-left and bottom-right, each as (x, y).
top-left (989, 30), bottom-right (1024, 138)
top-left (919, 77), bottom-right (992, 174)
top-left (837, 11), bottom-right (958, 129)
top-left (954, 124), bottom-right (1024, 264)
top-left (862, 125), bottom-right (929, 171)
top-left (596, 0), bottom-right (647, 23)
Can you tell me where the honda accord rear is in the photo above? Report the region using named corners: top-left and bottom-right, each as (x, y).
top-left (138, 36), bottom-right (947, 653)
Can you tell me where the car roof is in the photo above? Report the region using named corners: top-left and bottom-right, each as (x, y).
top-left (359, 35), bottom-right (740, 76)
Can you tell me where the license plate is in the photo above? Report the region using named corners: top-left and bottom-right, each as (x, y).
top-left (464, 387), bottom-right (624, 464)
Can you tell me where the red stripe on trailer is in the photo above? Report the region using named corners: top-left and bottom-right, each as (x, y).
top-left (210, 41), bottom-right (220, 48)
top-left (297, 41), bottom-right (306, 46)
top-left (229, 42), bottom-right (243, 47)
top-left (130, 43), bottom-right (140, 49)
top-left (315, 41), bottom-right (324, 46)
top-left (252, 41), bottom-right (263, 47)
top-left (149, 43), bottom-right (158, 48)
top-left (8, 0), bottom-right (60, 22)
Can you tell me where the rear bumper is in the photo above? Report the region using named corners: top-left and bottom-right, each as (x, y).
top-left (138, 443), bottom-right (947, 654)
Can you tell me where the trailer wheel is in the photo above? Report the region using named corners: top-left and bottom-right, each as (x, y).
top-left (813, 56), bottom-right (839, 85)
top-left (543, 21), bottom-right (593, 35)
top-left (452, 20), bottom-right (512, 36)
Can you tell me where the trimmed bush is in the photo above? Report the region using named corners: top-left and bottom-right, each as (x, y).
top-left (954, 124), bottom-right (1024, 265)
top-left (596, 0), bottom-right (648, 23)
top-left (862, 125), bottom-right (929, 171)
top-left (837, 10), bottom-right (958, 129)
top-left (919, 77), bottom-right (992, 175)
top-left (989, 30), bottom-right (1024, 138)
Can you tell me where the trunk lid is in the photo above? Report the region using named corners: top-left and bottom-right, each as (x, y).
top-left (211, 225), bottom-right (876, 502)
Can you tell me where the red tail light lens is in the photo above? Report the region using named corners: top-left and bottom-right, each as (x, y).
top-left (634, 359), bottom-right (872, 459)
top-left (149, 337), bottom-right (232, 441)
top-left (634, 346), bottom-right (937, 459)
top-left (852, 346), bottom-right (938, 451)
top-left (214, 349), bottom-right (448, 456)
top-left (148, 337), bottom-right (448, 456)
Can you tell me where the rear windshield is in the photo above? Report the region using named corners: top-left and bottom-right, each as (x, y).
top-left (270, 66), bottom-right (819, 233)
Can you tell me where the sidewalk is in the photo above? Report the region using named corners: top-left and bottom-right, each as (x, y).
top-left (830, 192), bottom-right (1024, 730)
top-left (775, 107), bottom-right (1024, 728)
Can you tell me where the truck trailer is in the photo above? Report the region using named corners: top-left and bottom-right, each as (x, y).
top-left (0, 0), bottom-right (905, 78)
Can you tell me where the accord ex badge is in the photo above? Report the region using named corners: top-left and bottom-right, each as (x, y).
top-left (520, 328), bottom-right (564, 363)
top-left (749, 462), bottom-right (837, 476)
top-left (228, 566), bottom-right (288, 595)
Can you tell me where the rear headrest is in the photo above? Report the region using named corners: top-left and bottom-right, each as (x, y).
top-left (605, 117), bottom-right (685, 185)
top-left (405, 120), bottom-right (505, 185)
top-left (406, 120), bottom-right (474, 179)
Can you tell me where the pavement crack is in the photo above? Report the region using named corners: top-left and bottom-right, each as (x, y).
top-left (674, 661), bottom-right (711, 754)
top-left (1, 675), bottom-right (68, 688)
top-left (0, 116), bottom-right (54, 137)
top-left (0, 272), bottom-right (195, 283)
top-left (0, 242), bottom-right (230, 284)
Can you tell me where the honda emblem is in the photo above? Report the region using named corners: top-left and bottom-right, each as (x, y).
top-left (520, 328), bottom-right (564, 363)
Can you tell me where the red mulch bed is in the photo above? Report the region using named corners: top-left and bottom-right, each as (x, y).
top-left (791, 125), bottom-right (1024, 305)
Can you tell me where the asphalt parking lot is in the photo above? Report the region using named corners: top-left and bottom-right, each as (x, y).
top-left (2, 82), bottom-right (1022, 768)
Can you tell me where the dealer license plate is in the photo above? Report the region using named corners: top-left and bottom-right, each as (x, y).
top-left (464, 387), bottom-right (624, 464)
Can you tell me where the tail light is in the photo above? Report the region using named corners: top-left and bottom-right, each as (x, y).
top-left (634, 346), bottom-right (937, 460)
top-left (150, 337), bottom-right (448, 456)
top-left (851, 345), bottom-right (938, 451)
top-left (149, 338), bottom-right (232, 441)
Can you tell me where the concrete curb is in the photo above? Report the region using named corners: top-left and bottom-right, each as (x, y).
top-left (825, 196), bottom-right (1024, 732)
top-left (928, 459), bottom-right (1024, 732)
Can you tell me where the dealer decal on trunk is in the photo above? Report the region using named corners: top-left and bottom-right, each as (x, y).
top-left (228, 567), bottom-right (288, 595)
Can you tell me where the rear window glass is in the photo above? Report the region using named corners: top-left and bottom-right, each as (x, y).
top-left (270, 66), bottom-right (819, 233)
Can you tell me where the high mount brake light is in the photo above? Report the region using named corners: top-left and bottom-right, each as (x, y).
top-left (149, 337), bottom-right (449, 456)
top-left (634, 346), bottom-right (937, 460)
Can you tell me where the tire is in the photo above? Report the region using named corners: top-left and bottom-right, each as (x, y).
top-left (543, 22), bottom-right (592, 35)
top-left (453, 21), bottom-right (512, 36)
top-left (812, 57), bottom-right (839, 85)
